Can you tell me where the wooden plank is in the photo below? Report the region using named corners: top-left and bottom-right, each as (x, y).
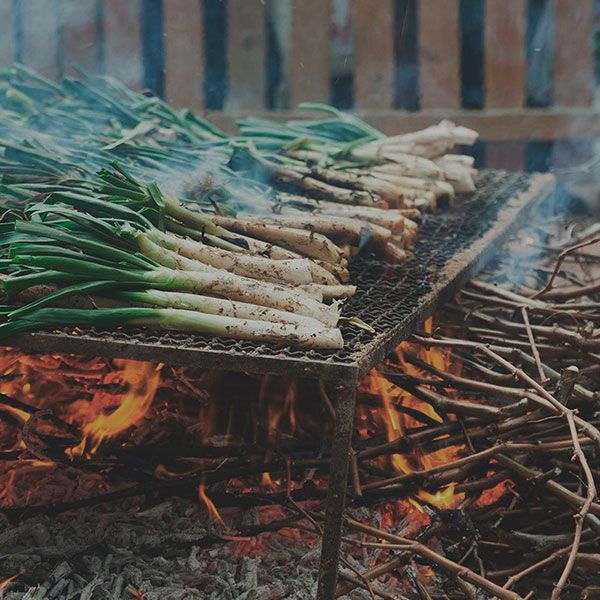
top-left (227, 0), bottom-right (266, 110)
top-left (20, 0), bottom-right (61, 79)
top-left (163, 0), bottom-right (204, 109)
top-left (418, 0), bottom-right (460, 109)
top-left (554, 0), bottom-right (594, 107)
top-left (60, 0), bottom-right (99, 74)
top-left (208, 107), bottom-right (600, 141)
top-left (354, 0), bottom-right (394, 109)
top-left (289, 0), bottom-right (330, 106)
top-left (0, 2), bottom-right (16, 69)
top-left (102, 0), bottom-right (143, 89)
top-left (484, 0), bottom-right (525, 108)
top-left (486, 142), bottom-right (525, 170)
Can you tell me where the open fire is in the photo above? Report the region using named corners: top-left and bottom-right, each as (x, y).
top-left (0, 317), bottom-right (502, 594)
top-left (0, 319), bottom-right (479, 515)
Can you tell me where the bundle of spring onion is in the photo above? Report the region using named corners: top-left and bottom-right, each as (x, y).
top-left (0, 167), bottom-right (355, 348)
top-left (0, 64), bottom-right (480, 347)
top-left (0, 65), bottom-right (479, 263)
top-left (235, 104), bottom-right (479, 210)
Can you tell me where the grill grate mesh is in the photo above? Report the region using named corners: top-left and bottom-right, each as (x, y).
top-left (8, 170), bottom-right (548, 380)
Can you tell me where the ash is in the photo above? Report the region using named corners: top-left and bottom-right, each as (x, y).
top-left (0, 499), bottom-right (379, 600)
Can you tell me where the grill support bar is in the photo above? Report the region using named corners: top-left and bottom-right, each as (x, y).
top-left (316, 381), bottom-right (357, 600)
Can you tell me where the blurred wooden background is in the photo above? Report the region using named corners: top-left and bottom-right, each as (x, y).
top-left (0, 0), bottom-right (599, 172)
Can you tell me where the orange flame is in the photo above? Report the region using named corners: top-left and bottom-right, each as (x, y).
top-left (261, 472), bottom-right (274, 487)
top-left (259, 375), bottom-right (298, 439)
top-left (198, 484), bottom-right (226, 527)
top-left (0, 404), bottom-right (30, 423)
top-left (69, 360), bottom-right (162, 456)
top-left (360, 318), bottom-right (465, 510)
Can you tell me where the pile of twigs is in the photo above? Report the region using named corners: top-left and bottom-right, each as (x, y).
top-left (330, 223), bottom-right (600, 599)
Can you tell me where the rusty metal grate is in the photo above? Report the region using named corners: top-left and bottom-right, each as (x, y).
top-left (6, 170), bottom-right (554, 382)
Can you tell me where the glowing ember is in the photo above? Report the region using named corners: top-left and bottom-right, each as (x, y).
top-left (0, 573), bottom-right (19, 591)
top-left (126, 585), bottom-right (148, 599)
top-left (475, 476), bottom-right (511, 507)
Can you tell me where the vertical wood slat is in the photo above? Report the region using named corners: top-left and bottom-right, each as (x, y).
top-left (354, 0), bottom-right (394, 109)
top-left (289, 0), bottom-right (330, 106)
top-left (20, 0), bottom-right (61, 79)
top-left (227, 0), bottom-right (266, 111)
top-left (484, 0), bottom-right (525, 108)
top-left (486, 141), bottom-right (525, 171)
top-left (418, 0), bottom-right (460, 109)
top-left (0, 1), bottom-right (16, 69)
top-left (61, 0), bottom-right (99, 74)
top-left (554, 0), bottom-right (594, 107)
top-left (163, 0), bottom-right (204, 110)
top-left (103, 0), bottom-right (143, 89)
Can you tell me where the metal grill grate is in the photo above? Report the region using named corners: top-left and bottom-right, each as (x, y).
top-left (6, 170), bottom-right (554, 382)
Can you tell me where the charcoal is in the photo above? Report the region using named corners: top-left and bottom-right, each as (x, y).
top-left (78, 578), bottom-right (103, 600)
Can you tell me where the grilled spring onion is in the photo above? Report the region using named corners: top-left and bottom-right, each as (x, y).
top-left (8, 255), bottom-right (341, 327)
top-left (142, 228), bottom-right (315, 285)
top-left (23, 197), bottom-right (319, 288)
top-left (116, 289), bottom-right (327, 329)
top-left (0, 306), bottom-right (344, 349)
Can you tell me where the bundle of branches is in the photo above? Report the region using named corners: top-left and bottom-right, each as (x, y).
top-left (0, 166), bottom-right (360, 348)
top-left (0, 65), bottom-right (478, 263)
top-left (327, 226), bottom-right (600, 599)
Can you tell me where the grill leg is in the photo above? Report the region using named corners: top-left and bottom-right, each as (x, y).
top-left (316, 382), bottom-right (357, 600)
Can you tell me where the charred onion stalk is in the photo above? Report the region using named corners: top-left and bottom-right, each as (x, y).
top-left (236, 104), bottom-right (479, 211)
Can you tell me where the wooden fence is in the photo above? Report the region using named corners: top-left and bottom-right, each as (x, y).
top-left (0, 0), bottom-right (599, 170)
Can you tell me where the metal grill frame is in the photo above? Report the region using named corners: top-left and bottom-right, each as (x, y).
top-left (6, 170), bottom-right (554, 385)
top-left (2, 170), bottom-right (556, 600)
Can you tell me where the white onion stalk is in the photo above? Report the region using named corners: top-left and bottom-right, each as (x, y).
top-left (354, 171), bottom-right (455, 198)
top-left (367, 154), bottom-right (444, 179)
top-left (139, 268), bottom-right (339, 325)
top-left (2, 306), bottom-right (344, 350)
top-left (142, 310), bottom-right (344, 350)
top-left (437, 154), bottom-right (476, 167)
top-left (137, 235), bottom-right (323, 301)
top-left (143, 229), bottom-right (314, 286)
top-left (16, 256), bottom-right (340, 326)
top-left (276, 194), bottom-right (418, 232)
top-left (301, 284), bottom-right (357, 300)
top-left (213, 217), bottom-right (345, 264)
top-left (238, 214), bottom-right (391, 246)
top-left (118, 289), bottom-right (327, 329)
top-left (360, 121), bottom-right (479, 152)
